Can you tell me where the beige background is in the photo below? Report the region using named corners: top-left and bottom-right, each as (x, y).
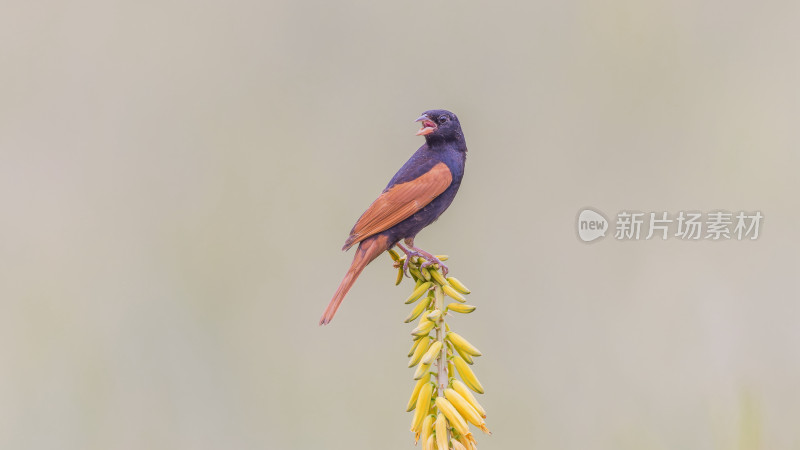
top-left (1, 1), bottom-right (799, 449)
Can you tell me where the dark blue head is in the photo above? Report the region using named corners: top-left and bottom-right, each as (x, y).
top-left (415, 109), bottom-right (465, 146)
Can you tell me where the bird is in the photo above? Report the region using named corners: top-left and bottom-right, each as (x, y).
top-left (319, 109), bottom-right (468, 325)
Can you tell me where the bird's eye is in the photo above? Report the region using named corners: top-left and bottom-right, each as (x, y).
top-left (438, 116), bottom-right (448, 124)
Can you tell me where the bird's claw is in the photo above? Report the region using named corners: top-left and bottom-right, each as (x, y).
top-left (402, 256), bottom-right (413, 278)
top-left (401, 253), bottom-right (422, 278)
top-left (420, 258), bottom-right (448, 277)
top-left (396, 246), bottom-right (448, 279)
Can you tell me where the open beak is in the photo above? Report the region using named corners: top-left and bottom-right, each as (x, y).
top-left (415, 115), bottom-right (437, 136)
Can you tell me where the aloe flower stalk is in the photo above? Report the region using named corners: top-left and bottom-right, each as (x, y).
top-left (392, 250), bottom-right (490, 450)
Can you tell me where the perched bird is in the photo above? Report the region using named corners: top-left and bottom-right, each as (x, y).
top-left (320, 109), bottom-right (468, 325)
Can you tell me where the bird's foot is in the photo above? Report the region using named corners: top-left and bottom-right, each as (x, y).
top-left (396, 243), bottom-right (448, 278)
top-left (418, 253), bottom-right (449, 277)
top-left (401, 251), bottom-right (426, 278)
top-left (396, 243), bottom-right (423, 278)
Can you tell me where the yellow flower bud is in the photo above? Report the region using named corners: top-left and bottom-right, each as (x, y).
top-left (420, 414), bottom-right (435, 448)
top-left (413, 362), bottom-right (431, 380)
top-left (447, 331), bottom-right (482, 356)
top-left (445, 388), bottom-right (491, 434)
top-left (411, 318), bottom-right (436, 337)
top-left (406, 281), bottom-right (433, 304)
top-left (405, 296), bottom-right (432, 323)
top-left (453, 344), bottom-right (474, 365)
top-left (453, 354), bottom-right (484, 394)
top-left (452, 439), bottom-right (467, 450)
top-left (406, 374), bottom-right (431, 412)
top-left (446, 303), bottom-right (476, 314)
top-left (410, 382), bottom-right (434, 432)
top-left (442, 285), bottom-right (466, 302)
top-left (457, 434), bottom-right (476, 450)
top-left (423, 434), bottom-right (435, 450)
top-left (419, 267), bottom-right (432, 281)
top-left (435, 413), bottom-right (448, 450)
top-left (426, 309), bottom-right (443, 322)
top-left (409, 336), bottom-right (431, 367)
top-left (434, 396), bottom-right (469, 437)
top-left (420, 341), bottom-right (443, 366)
top-left (452, 380), bottom-right (486, 418)
top-left (429, 268), bottom-right (449, 286)
top-left (408, 337), bottom-right (422, 357)
top-left (446, 277), bottom-right (470, 294)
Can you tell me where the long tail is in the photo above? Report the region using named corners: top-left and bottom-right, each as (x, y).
top-left (320, 235), bottom-right (391, 325)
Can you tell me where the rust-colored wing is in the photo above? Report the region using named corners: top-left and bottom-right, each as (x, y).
top-left (343, 162), bottom-right (452, 250)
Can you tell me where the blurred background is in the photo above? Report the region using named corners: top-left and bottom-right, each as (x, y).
top-left (1, 1), bottom-right (799, 449)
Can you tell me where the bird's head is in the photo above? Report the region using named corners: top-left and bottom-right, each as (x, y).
top-left (415, 109), bottom-right (463, 144)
